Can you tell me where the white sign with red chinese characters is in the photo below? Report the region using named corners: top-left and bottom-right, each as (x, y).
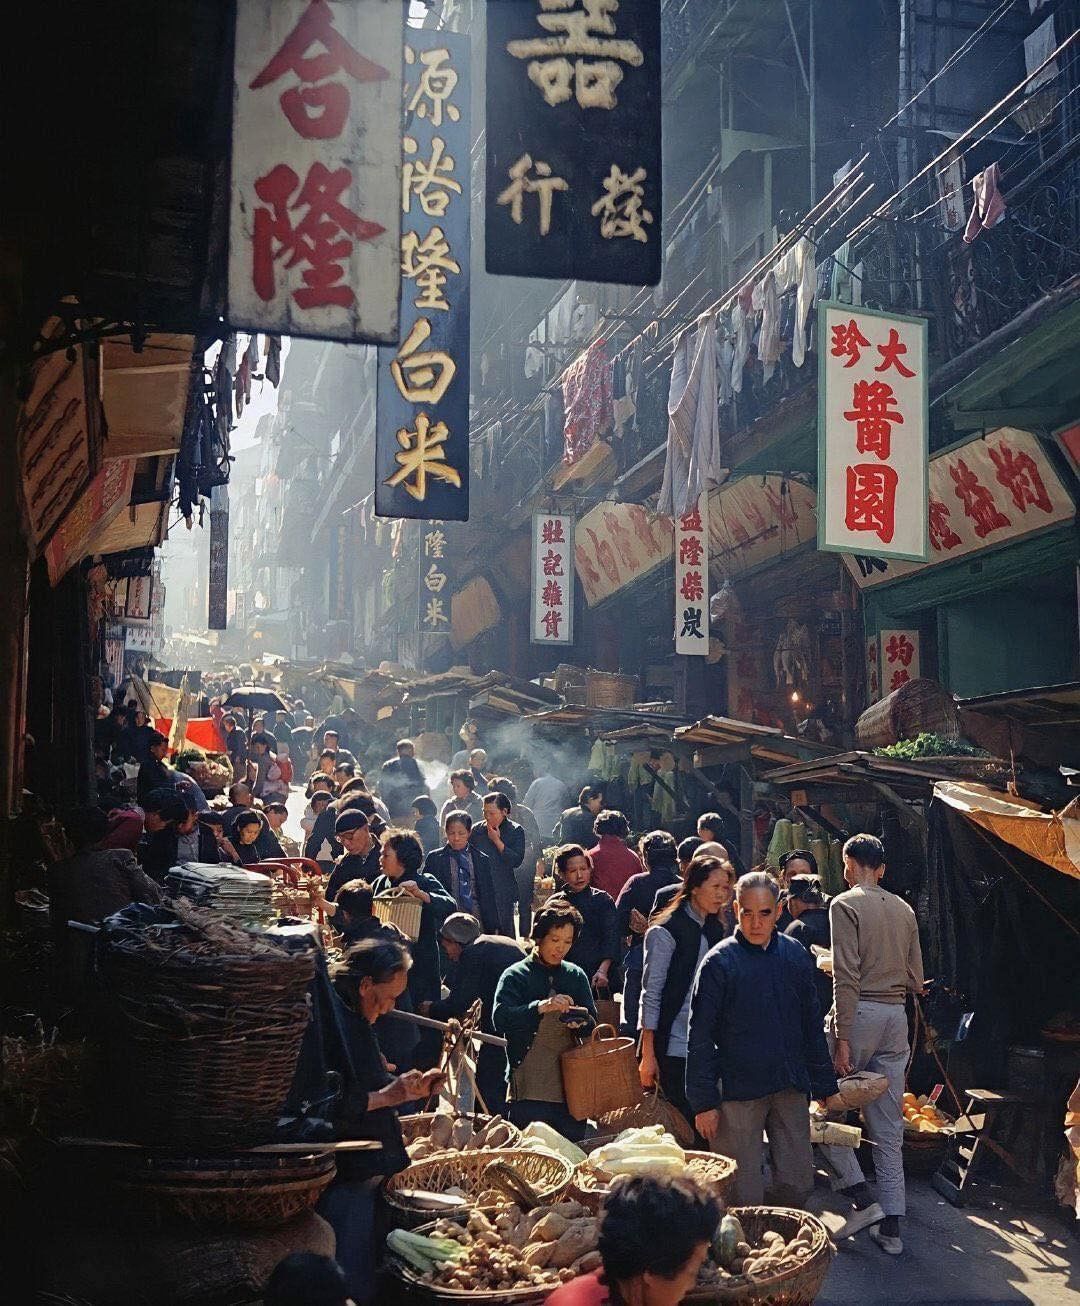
top-left (532, 513), bottom-right (574, 645)
top-left (675, 495), bottom-right (709, 655)
top-left (865, 634), bottom-right (882, 705)
top-left (574, 500), bottom-right (674, 606)
top-left (845, 428), bottom-right (1075, 588)
top-left (819, 302), bottom-right (929, 561)
top-left (228, 0), bottom-right (403, 343)
top-left (879, 629), bottom-right (921, 695)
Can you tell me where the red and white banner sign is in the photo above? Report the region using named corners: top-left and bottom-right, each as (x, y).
top-left (846, 428), bottom-right (1075, 588)
top-left (532, 513), bottom-right (574, 645)
top-left (880, 629), bottom-right (921, 695)
top-left (228, 0), bottom-right (403, 343)
top-left (819, 303), bottom-right (928, 561)
top-left (865, 634), bottom-right (882, 705)
top-left (574, 501), bottom-right (674, 607)
top-left (675, 495), bottom-right (709, 655)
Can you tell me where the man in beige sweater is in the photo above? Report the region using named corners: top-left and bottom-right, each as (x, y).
top-left (823, 833), bottom-right (924, 1256)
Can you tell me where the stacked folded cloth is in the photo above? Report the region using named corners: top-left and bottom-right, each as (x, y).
top-left (165, 863), bottom-right (274, 922)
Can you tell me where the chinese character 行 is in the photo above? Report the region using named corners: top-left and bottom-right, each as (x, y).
top-left (405, 45), bottom-right (460, 128)
top-left (928, 497), bottom-right (961, 552)
top-left (424, 597), bottom-right (450, 626)
top-left (385, 412), bottom-right (462, 501)
top-left (844, 379), bottom-right (903, 460)
top-left (253, 162), bottom-right (385, 308)
top-left (541, 518), bottom-right (565, 544)
top-left (679, 607), bottom-right (705, 640)
top-left (875, 326), bottom-right (916, 378)
top-left (390, 318), bottom-right (457, 404)
top-left (949, 457), bottom-right (1009, 539)
top-left (678, 534), bottom-right (704, 566)
top-left (542, 549), bottom-right (565, 577)
top-left (424, 528), bottom-right (446, 558)
top-left (403, 136), bottom-right (462, 217)
top-left (424, 563), bottom-right (447, 593)
top-left (830, 318), bottom-right (870, 368)
top-left (988, 442), bottom-right (1053, 514)
top-left (680, 571), bottom-right (704, 602)
top-left (401, 227), bottom-right (460, 311)
top-left (497, 154), bottom-right (568, 237)
top-left (542, 608), bottom-right (563, 639)
top-left (592, 165), bottom-right (653, 242)
top-left (845, 463), bottom-right (898, 544)
top-left (541, 578), bottom-right (563, 607)
top-left (250, 0), bottom-right (390, 139)
top-left (885, 633), bottom-right (914, 667)
top-left (507, 0), bottom-right (644, 110)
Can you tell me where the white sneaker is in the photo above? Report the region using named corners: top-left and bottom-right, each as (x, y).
top-left (870, 1226), bottom-right (903, 1256)
top-left (836, 1201), bottom-right (885, 1240)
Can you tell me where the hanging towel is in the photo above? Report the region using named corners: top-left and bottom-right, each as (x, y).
top-left (562, 338), bottom-right (613, 465)
top-left (963, 163), bottom-right (1007, 244)
top-left (754, 272), bottom-right (781, 381)
top-left (716, 309), bottom-right (734, 408)
top-left (731, 299), bottom-right (752, 394)
top-left (658, 313), bottom-right (720, 519)
top-left (264, 335), bottom-right (282, 386)
top-left (792, 238), bottom-right (817, 368)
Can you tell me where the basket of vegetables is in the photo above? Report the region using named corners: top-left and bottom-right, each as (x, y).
top-left (383, 1147), bottom-right (575, 1229)
top-left (571, 1125), bottom-right (738, 1213)
top-left (689, 1207), bottom-right (834, 1304)
top-left (385, 1200), bottom-right (601, 1302)
top-left (402, 1110), bottom-right (521, 1161)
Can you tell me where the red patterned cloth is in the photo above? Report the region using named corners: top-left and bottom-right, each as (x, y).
top-left (562, 339), bottom-right (613, 464)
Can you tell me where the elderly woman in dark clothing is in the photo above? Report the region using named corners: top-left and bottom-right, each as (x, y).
top-left (783, 872), bottom-right (833, 1017)
top-left (613, 832), bottom-right (681, 1037)
top-left (411, 794), bottom-right (441, 853)
top-left (548, 844), bottom-right (618, 994)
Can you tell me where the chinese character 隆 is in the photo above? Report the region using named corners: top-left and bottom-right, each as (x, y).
top-left (678, 534), bottom-right (703, 566)
top-left (385, 412), bottom-right (462, 501)
top-left (497, 154), bottom-right (568, 237)
top-left (845, 463), bottom-right (898, 544)
top-left (403, 136), bottom-right (462, 217)
top-left (405, 45), bottom-right (460, 128)
top-left (844, 379), bottom-right (903, 460)
top-left (401, 227), bottom-right (460, 312)
top-left (507, 0), bottom-right (644, 110)
top-left (250, 0), bottom-right (389, 139)
top-left (252, 162), bottom-right (385, 308)
top-left (424, 528), bottom-right (446, 558)
top-left (592, 165), bottom-right (653, 242)
top-left (390, 318), bottom-right (457, 404)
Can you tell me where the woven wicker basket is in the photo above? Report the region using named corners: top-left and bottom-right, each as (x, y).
top-left (385, 1215), bottom-right (551, 1304)
top-left (572, 1150), bottom-right (738, 1213)
top-left (400, 1112), bottom-right (523, 1149)
top-left (382, 1147), bottom-right (574, 1229)
top-left (373, 888), bottom-right (423, 941)
top-left (560, 1024), bottom-right (643, 1121)
top-left (586, 669), bottom-right (638, 709)
top-left (903, 1109), bottom-right (955, 1176)
top-left (599, 1087), bottom-right (696, 1149)
top-left (686, 1206), bottom-right (834, 1305)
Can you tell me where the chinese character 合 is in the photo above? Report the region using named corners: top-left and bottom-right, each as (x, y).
top-left (390, 318), bottom-right (457, 404)
top-left (542, 608), bottom-right (563, 638)
top-left (541, 518), bottom-right (565, 544)
top-left (885, 633), bottom-right (915, 668)
top-left (949, 457), bottom-right (1010, 539)
top-left (678, 534), bottom-right (703, 566)
top-left (542, 548), bottom-right (565, 577)
top-left (424, 596), bottom-right (450, 626)
top-left (679, 607), bottom-right (705, 640)
top-left (988, 442), bottom-right (1053, 514)
top-left (250, 0), bottom-right (390, 139)
top-left (401, 227), bottom-right (460, 311)
top-left (830, 317), bottom-right (870, 368)
top-left (680, 570), bottom-right (704, 602)
top-left (844, 463), bottom-right (898, 544)
top-left (403, 136), bottom-right (462, 217)
top-left (385, 412), bottom-right (462, 501)
top-left (591, 165), bottom-right (653, 242)
top-left (844, 379), bottom-right (903, 460)
top-left (424, 564), bottom-right (447, 593)
top-left (497, 154), bottom-right (568, 237)
top-left (507, 0), bottom-right (644, 110)
top-left (424, 528), bottom-right (446, 558)
top-left (405, 45), bottom-right (460, 128)
top-left (678, 504), bottom-right (702, 533)
top-left (541, 578), bottom-right (563, 607)
top-left (252, 162), bottom-right (385, 308)
top-left (875, 326), bottom-right (916, 378)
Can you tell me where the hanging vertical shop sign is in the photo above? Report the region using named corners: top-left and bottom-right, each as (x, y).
top-left (228, 0), bottom-right (403, 343)
top-left (486, 0), bottom-right (661, 286)
top-left (532, 512), bottom-right (574, 645)
top-left (125, 573), bottom-right (153, 622)
top-left (208, 486), bottom-right (229, 631)
top-left (818, 302), bottom-right (929, 562)
top-left (880, 629), bottom-right (921, 694)
top-left (376, 28), bottom-right (471, 520)
top-left (864, 634), bottom-right (882, 705)
top-left (419, 523), bottom-right (452, 636)
top-left (674, 495), bottom-right (708, 655)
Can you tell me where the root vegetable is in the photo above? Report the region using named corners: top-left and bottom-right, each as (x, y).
top-left (531, 1212), bottom-right (569, 1242)
top-left (451, 1118), bottom-right (474, 1150)
top-left (429, 1110), bottom-right (454, 1150)
top-left (570, 1251), bottom-right (603, 1275)
top-left (524, 1242), bottom-right (556, 1268)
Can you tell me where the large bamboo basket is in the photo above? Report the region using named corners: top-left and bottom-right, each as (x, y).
top-left (686, 1206), bottom-right (834, 1305)
top-left (400, 1112), bottom-right (523, 1149)
top-left (382, 1147), bottom-right (574, 1229)
top-left (384, 1214), bottom-right (551, 1304)
top-left (560, 1024), bottom-right (642, 1121)
top-left (571, 1150), bottom-right (738, 1213)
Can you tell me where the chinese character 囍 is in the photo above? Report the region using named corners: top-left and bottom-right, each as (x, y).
top-left (875, 326), bottom-right (916, 377)
top-left (845, 463), bottom-right (898, 544)
top-left (405, 45), bottom-right (460, 128)
top-left (988, 441), bottom-right (1052, 514)
top-left (250, 0), bottom-right (390, 139)
top-left (830, 317), bottom-right (870, 368)
top-left (592, 165), bottom-right (653, 242)
top-left (390, 318), bottom-right (457, 404)
top-left (497, 155), bottom-right (568, 236)
top-left (385, 412), bottom-right (462, 501)
top-left (400, 227), bottom-right (460, 311)
top-left (541, 518), bottom-right (565, 544)
top-left (949, 458), bottom-right (1009, 539)
top-left (403, 136), bottom-right (462, 217)
top-left (424, 597), bottom-right (450, 626)
top-left (253, 162), bottom-right (385, 308)
top-left (424, 528), bottom-right (447, 558)
top-left (844, 379), bottom-right (904, 460)
top-left (424, 564), bottom-right (448, 594)
top-left (679, 607), bottom-right (705, 640)
top-left (507, 0), bottom-right (644, 110)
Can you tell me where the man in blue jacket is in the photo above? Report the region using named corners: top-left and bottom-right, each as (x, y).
top-left (686, 870), bottom-right (842, 1207)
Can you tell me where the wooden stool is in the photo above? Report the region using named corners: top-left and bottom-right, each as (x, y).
top-left (932, 1088), bottom-right (1040, 1206)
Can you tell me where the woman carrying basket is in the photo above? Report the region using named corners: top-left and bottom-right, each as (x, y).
top-left (493, 899), bottom-right (597, 1142)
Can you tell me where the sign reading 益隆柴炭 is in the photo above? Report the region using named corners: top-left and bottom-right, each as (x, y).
top-left (674, 495), bottom-right (708, 655)
top-left (486, 0), bottom-right (661, 286)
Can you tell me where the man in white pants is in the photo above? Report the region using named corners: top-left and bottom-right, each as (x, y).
top-left (822, 833), bottom-right (924, 1256)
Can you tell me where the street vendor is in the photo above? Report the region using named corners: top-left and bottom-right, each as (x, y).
top-left (493, 899), bottom-right (597, 1141)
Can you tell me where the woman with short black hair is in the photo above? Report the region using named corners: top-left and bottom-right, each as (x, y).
top-left (411, 793), bottom-right (441, 854)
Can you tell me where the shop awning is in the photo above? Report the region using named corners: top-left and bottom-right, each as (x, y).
top-left (933, 781), bottom-right (1080, 882)
top-left (674, 715), bottom-right (834, 766)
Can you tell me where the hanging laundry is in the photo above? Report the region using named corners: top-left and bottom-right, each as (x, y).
top-left (612, 351), bottom-right (635, 437)
top-left (524, 340), bottom-right (544, 378)
top-left (963, 163), bottom-right (1007, 244)
top-left (1024, 14), bottom-right (1059, 92)
top-left (791, 238), bottom-right (817, 368)
top-left (543, 389), bottom-right (564, 467)
top-left (730, 297), bottom-right (752, 395)
top-left (934, 147), bottom-right (966, 232)
top-left (715, 309), bottom-right (734, 408)
top-left (244, 332), bottom-right (259, 398)
top-left (561, 337), bottom-right (613, 465)
top-left (754, 271), bottom-right (781, 382)
top-left (831, 239), bottom-right (852, 301)
top-left (264, 334), bottom-right (281, 387)
top-left (658, 312), bottom-right (721, 519)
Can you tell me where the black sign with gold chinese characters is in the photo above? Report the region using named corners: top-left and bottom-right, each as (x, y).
top-left (377, 29), bottom-right (470, 520)
top-left (418, 523), bottom-right (453, 637)
top-left (486, 0), bottom-right (661, 286)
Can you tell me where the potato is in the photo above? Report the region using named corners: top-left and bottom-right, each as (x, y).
top-left (429, 1110), bottom-right (454, 1150)
top-left (531, 1212), bottom-right (570, 1242)
top-left (524, 1242), bottom-right (556, 1268)
top-left (549, 1221), bottom-right (600, 1270)
top-left (451, 1117), bottom-right (474, 1150)
top-left (570, 1251), bottom-right (602, 1275)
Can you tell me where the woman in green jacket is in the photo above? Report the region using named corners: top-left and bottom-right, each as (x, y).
top-left (492, 898), bottom-right (597, 1141)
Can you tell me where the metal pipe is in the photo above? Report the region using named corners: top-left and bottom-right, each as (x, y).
top-left (808, 0), bottom-right (817, 205)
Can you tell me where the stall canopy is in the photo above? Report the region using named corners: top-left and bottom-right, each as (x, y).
top-left (934, 781), bottom-right (1080, 882)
